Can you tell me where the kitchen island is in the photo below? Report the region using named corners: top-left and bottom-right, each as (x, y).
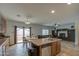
top-left (26, 38), bottom-right (61, 56)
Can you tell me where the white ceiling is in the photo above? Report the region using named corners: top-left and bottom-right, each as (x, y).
top-left (0, 3), bottom-right (79, 26)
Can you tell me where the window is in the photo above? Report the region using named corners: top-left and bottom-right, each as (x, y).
top-left (42, 29), bottom-right (49, 35)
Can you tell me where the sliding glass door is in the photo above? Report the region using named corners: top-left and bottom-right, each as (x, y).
top-left (16, 27), bottom-right (23, 43)
top-left (24, 28), bottom-right (30, 38)
top-left (16, 27), bottom-right (30, 44)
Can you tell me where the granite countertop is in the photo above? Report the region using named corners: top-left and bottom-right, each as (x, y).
top-left (0, 36), bottom-right (10, 39)
top-left (26, 38), bottom-right (61, 46)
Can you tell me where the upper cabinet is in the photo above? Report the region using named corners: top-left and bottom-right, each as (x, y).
top-left (0, 15), bottom-right (2, 33)
top-left (0, 14), bottom-right (7, 34)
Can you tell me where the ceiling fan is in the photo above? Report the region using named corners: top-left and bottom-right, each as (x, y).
top-left (52, 23), bottom-right (61, 29)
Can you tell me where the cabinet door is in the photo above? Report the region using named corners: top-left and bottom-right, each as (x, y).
top-left (51, 42), bottom-right (57, 56)
top-left (0, 16), bottom-right (2, 33)
top-left (0, 23), bottom-right (1, 33)
top-left (2, 18), bottom-right (6, 33)
top-left (0, 16), bottom-right (7, 33)
top-left (51, 41), bottom-right (61, 56)
top-left (56, 41), bottom-right (61, 54)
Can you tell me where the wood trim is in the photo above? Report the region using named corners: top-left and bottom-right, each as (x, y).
top-left (23, 27), bottom-right (25, 38)
top-left (29, 27), bottom-right (31, 38)
top-left (14, 26), bottom-right (17, 44)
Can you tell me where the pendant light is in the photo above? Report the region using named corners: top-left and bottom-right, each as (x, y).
top-left (25, 16), bottom-right (31, 24)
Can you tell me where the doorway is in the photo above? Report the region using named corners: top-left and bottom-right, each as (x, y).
top-left (16, 27), bottom-right (30, 44)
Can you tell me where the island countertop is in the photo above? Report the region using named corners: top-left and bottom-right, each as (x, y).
top-left (26, 38), bottom-right (61, 46)
top-left (26, 38), bottom-right (61, 56)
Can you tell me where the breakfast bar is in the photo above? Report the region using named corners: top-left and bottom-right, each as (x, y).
top-left (26, 38), bottom-right (61, 56)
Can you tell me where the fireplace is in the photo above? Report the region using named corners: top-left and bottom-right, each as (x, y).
top-left (59, 33), bottom-right (65, 38)
top-left (58, 31), bottom-right (68, 40)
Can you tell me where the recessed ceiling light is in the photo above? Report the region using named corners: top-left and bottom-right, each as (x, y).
top-left (67, 0), bottom-right (72, 5)
top-left (67, 2), bottom-right (72, 5)
top-left (51, 10), bottom-right (55, 13)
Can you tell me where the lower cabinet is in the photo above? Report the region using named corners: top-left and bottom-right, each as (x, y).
top-left (51, 42), bottom-right (57, 55)
top-left (56, 41), bottom-right (61, 54)
top-left (1, 38), bottom-right (9, 56)
top-left (51, 41), bottom-right (61, 56)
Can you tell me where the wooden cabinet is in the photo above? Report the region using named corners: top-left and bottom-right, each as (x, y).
top-left (0, 38), bottom-right (9, 56)
top-left (0, 15), bottom-right (7, 33)
top-left (56, 41), bottom-right (61, 54)
top-left (51, 41), bottom-right (61, 56)
top-left (51, 42), bottom-right (57, 56)
top-left (0, 15), bottom-right (2, 32)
